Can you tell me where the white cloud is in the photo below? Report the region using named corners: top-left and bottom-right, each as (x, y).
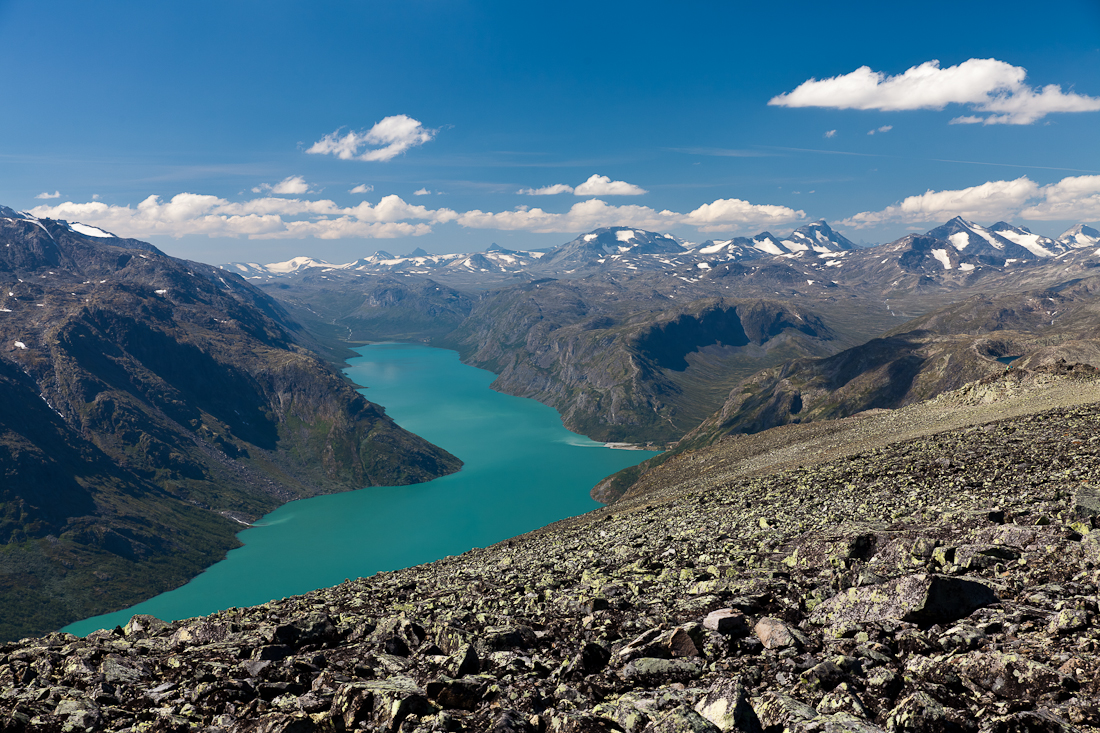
top-left (573, 174), bottom-right (648, 196)
top-left (517, 176), bottom-right (647, 197)
top-left (30, 193), bottom-right (457, 240)
top-left (770, 58), bottom-right (1100, 125)
top-left (307, 115), bottom-right (437, 162)
top-left (35, 190), bottom-right (60, 199)
top-left (824, 130), bottom-right (837, 138)
top-left (684, 198), bottom-right (807, 232)
top-left (28, 189), bottom-right (803, 240)
top-left (350, 184), bottom-right (374, 194)
top-left (1021, 175), bottom-right (1100, 221)
top-left (840, 176), bottom-right (1088, 228)
top-left (867, 125), bottom-right (893, 135)
top-left (457, 197), bottom-right (803, 234)
top-left (457, 199), bottom-right (677, 233)
top-left (252, 175), bottom-right (314, 195)
top-left (413, 188), bottom-right (431, 196)
top-left (517, 183), bottom-right (575, 195)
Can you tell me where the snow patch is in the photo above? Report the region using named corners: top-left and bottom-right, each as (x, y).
top-left (615, 230), bottom-right (636, 243)
top-left (583, 233), bottom-right (598, 242)
top-left (931, 249), bottom-right (953, 270)
top-left (995, 229), bottom-right (1055, 257)
top-left (948, 232), bottom-right (971, 251)
top-left (70, 222), bottom-right (116, 238)
top-left (14, 341), bottom-right (26, 349)
top-left (696, 262), bottom-right (711, 270)
top-left (700, 241), bottom-right (731, 254)
top-left (265, 256), bottom-right (329, 273)
top-left (752, 237), bottom-right (785, 256)
top-left (154, 289), bottom-right (168, 295)
top-left (959, 263), bottom-right (975, 272)
top-left (970, 222), bottom-right (1005, 250)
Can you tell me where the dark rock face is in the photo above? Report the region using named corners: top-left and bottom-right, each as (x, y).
top-left (1, 397), bottom-right (1099, 731)
top-left (0, 214), bottom-right (461, 639)
top-left (452, 288), bottom-right (841, 444)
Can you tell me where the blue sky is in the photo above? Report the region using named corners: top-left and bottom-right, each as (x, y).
top-left (2, 0), bottom-right (1099, 263)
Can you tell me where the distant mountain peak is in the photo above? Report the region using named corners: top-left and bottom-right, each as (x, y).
top-left (1058, 223), bottom-right (1100, 248)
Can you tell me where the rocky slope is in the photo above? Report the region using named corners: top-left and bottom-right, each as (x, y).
top-left (447, 284), bottom-right (843, 444)
top-left (0, 211), bottom-right (461, 640)
top-left (3, 369), bottom-right (1100, 732)
top-left (670, 275), bottom-right (1100, 449)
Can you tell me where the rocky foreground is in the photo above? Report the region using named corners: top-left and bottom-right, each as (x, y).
top-left (4, 381), bottom-right (1100, 732)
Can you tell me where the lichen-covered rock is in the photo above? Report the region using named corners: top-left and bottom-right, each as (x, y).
top-left (810, 574), bottom-right (997, 628)
top-left (885, 692), bottom-right (957, 733)
top-left (647, 705), bottom-right (724, 733)
top-left (694, 677), bottom-right (762, 733)
top-left (956, 651), bottom-right (1078, 699)
top-left (621, 657), bottom-right (705, 686)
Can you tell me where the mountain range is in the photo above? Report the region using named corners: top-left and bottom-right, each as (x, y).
top-left (216, 215), bottom-right (1100, 447)
top-left (222, 218), bottom-right (1097, 284)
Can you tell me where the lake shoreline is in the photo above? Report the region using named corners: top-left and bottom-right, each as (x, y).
top-left (64, 343), bottom-right (659, 636)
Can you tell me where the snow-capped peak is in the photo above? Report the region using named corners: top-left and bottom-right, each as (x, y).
top-left (1058, 223), bottom-right (1100, 248)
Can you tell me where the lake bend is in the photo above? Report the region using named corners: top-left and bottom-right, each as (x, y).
top-left (65, 343), bottom-right (660, 635)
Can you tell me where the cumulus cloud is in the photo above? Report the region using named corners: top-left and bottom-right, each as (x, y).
top-left (457, 200), bottom-right (678, 233)
top-left (1022, 175), bottom-right (1100, 221)
top-left (30, 193), bottom-right (456, 240)
top-left (307, 115), bottom-right (437, 162)
top-left (685, 198), bottom-right (807, 232)
top-left (517, 176), bottom-right (648, 197)
top-left (770, 59), bottom-right (1100, 125)
top-left (840, 175), bottom-right (1100, 228)
top-left (252, 175), bottom-right (313, 195)
top-left (517, 183), bottom-right (575, 195)
top-left (867, 125), bottom-right (893, 135)
top-left (458, 197), bottom-right (803, 233)
top-left (35, 191), bottom-right (60, 200)
top-left (573, 174), bottom-right (648, 196)
top-left (350, 184), bottom-right (374, 194)
top-left (413, 188), bottom-right (431, 196)
top-left (29, 189), bottom-right (803, 240)
top-left (841, 177), bottom-right (1040, 227)
top-left (824, 130), bottom-right (837, 138)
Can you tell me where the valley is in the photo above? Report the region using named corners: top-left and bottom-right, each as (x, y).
top-left (3, 207), bottom-right (1100, 731)
top-left (3, 202), bottom-right (1100, 646)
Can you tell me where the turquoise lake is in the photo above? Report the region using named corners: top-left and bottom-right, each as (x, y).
top-left (66, 343), bottom-right (659, 635)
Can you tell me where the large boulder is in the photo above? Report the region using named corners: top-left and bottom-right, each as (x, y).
top-left (694, 677), bottom-right (762, 732)
top-left (810, 574), bottom-right (996, 628)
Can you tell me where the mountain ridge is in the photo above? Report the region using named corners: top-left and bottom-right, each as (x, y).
top-left (0, 208), bottom-right (462, 639)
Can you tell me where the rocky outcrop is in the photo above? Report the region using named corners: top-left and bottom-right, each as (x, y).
top-left (3, 394), bottom-right (1100, 731)
top-left (450, 286), bottom-right (841, 443)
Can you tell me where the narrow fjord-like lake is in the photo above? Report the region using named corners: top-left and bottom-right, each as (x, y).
top-left (66, 343), bottom-right (659, 635)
